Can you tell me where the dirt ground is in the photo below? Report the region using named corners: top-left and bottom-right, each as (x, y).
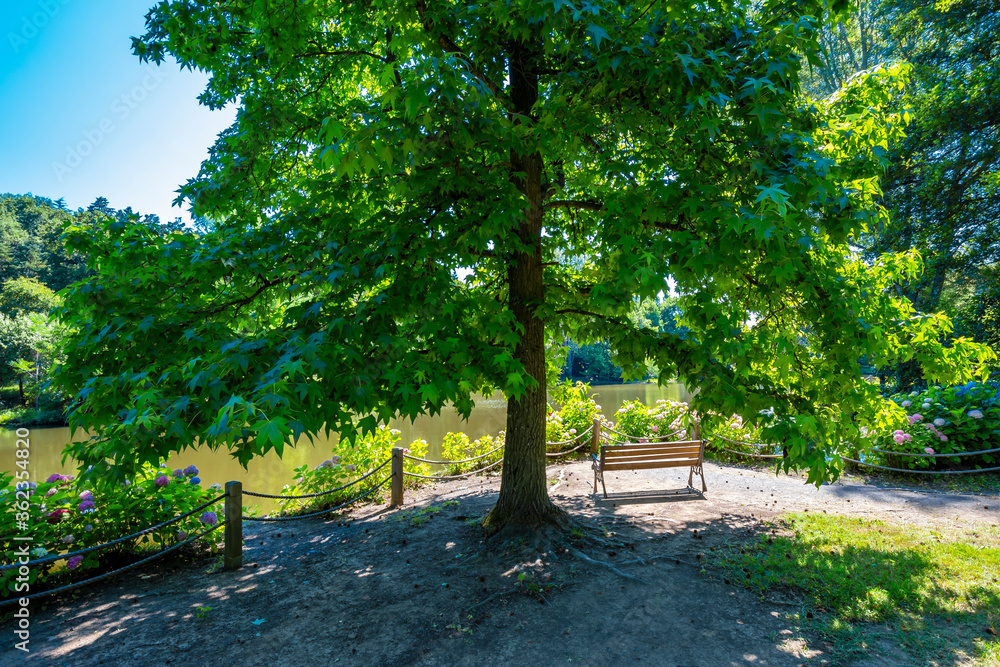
top-left (3, 459), bottom-right (998, 667)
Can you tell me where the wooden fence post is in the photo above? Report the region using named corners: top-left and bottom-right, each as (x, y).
top-left (224, 481), bottom-right (242, 571)
top-left (591, 417), bottom-right (601, 456)
top-left (390, 447), bottom-right (404, 507)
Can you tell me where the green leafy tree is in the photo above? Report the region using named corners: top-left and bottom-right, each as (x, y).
top-left (0, 277), bottom-right (57, 316)
top-left (54, 0), bottom-right (992, 536)
top-left (801, 0), bottom-right (1000, 388)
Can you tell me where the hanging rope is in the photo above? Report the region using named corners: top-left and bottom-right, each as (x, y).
top-left (0, 494), bottom-right (226, 573)
top-left (714, 447), bottom-right (784, 460)
top-left (705, 432), bottom-right (780, 449)
top-left (403, 457), bottom-right (503, 480)
top-left (544, 424), bottom-right (594, 446)
top-left (0, 521), bottom-right (225, 607)
top-left (545, 439), bottom-right (592, 457)
top-left (869, 445), bottom-right (1000, 458)
top-left (244, 476), bottom-right (392, 522)
top-left (403, 442), bottom-right (504, 466)
top-left (243, 459), bottom-right (391, 500)
top-left (840, 456), bottom-right (1000, 475)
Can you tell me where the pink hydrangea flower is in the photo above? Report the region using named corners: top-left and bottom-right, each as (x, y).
top-left (939, 434), bottom-right (948, 442)
top-left (909, 414), bottom-right (924, 424)
top-left (650, 425), bottom-right (658, 432)
top-left (893, 432), bottom-right (906, 445)
top-left (924, 447), bottom-right (935, 455)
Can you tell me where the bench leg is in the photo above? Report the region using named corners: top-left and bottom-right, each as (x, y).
top-left (690, 464), bottom-right (707, 493)
top-left (595, 468), bottom-right (607, 498)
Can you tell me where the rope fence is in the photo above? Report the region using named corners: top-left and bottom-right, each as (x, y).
top-left (244, 476), bottom-right (393, 522)
top-left (704, 432), bottom-right (784, 460)
top-left (402, 457), bottom-right (503, 480)
top-left (0, 494), bottom-right (226, 573)
top-left (868, 445), bottom-right (1000, 458)
top-left (840, 456), bottom-right (1000, 475)
top-left (242, 459), bottom-right (391, 500)
top-left (545, 438), bottom-right (592, 457)
top-left (0, 519), bottom-right (226, 608)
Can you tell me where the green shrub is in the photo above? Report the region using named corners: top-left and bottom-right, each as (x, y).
top-left (440, 432), bottom-right (504, 475)
top-left (546, 381), bottom-right (606, 452)
top-left (1, 463), bottom-right (221, 600)
top-left (278, 425), bottom-right (428, 512)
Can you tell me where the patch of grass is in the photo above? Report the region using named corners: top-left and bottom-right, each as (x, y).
top-left (405, 501), bottom-right (458, 526)
top-left (712, 513), bottom-right (1000, 664)
top-left (0, 404), bottom-right (67, 428)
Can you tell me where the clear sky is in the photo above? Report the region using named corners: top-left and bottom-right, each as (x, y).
top-left (0, 0), bottom-right (236, 222)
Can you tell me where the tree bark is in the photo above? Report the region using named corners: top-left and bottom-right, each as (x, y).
top-left (483, 34), bottom-right (566, 535)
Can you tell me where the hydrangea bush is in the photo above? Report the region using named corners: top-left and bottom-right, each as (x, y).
top-left (613, 399), bottom-right (689, 440)
top-left (873, 381), bottom-right (1000, 470)
top-left (1, 463), bottom-right (221, 599)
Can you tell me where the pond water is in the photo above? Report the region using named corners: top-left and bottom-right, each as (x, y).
top-left (0, 383), bottom-right (690, 510)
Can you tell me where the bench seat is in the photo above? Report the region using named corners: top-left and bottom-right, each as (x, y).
top-left (592, 439), bottom-right (707, 498)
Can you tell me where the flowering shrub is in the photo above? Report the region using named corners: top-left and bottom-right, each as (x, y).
top-left (876, 381), bottom-right (1000, 470)
top-left (0, 463), bottom-right (223, 600)
top-left (545, 382), bottom-right (607, 453)
top-left (613, 399), bottom-right (689, 440)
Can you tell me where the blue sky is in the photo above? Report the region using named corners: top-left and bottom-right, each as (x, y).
top-left (0, 0), bottom-right (236, 222)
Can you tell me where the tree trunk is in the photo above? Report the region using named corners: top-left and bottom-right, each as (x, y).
top-left (482, 34), bottom-right (566, 536)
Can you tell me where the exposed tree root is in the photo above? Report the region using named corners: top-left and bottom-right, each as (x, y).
top-left (565, 547), bottom-right (645, 583)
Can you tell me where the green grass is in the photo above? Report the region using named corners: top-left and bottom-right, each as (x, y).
top-left (712, 513), bottom-right (1000, 664)
top-left (0, 405), bottom-right (67, 428)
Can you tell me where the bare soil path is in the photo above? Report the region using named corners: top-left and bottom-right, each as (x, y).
top-left (3, 460), bottom-right (997, 666)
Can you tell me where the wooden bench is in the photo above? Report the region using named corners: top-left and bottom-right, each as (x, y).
top-left (592, 439), bottom-right (707, 498)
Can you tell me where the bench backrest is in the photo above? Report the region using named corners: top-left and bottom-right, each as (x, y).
top-left (600, 440), bottom-right (704, 471)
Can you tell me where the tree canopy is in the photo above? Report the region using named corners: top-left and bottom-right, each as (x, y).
top-left (801, 0), bottom-right (1000, 388)
top-left (53, 0), bottom-right (992, 533)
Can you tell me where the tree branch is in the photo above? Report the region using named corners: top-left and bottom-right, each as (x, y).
top-left (414, 0), bottom-right (511, 110)
top-left (545, 200), bottom-right (604, 212)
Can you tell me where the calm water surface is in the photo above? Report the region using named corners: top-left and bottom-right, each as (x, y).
top-left (0, 383), bottom-right (690, 509)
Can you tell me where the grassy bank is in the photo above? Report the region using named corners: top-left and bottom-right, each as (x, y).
top-left (0, 382), bottom-right (67, 428)
top-left (711, 513), bottom-right (1000, 665)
